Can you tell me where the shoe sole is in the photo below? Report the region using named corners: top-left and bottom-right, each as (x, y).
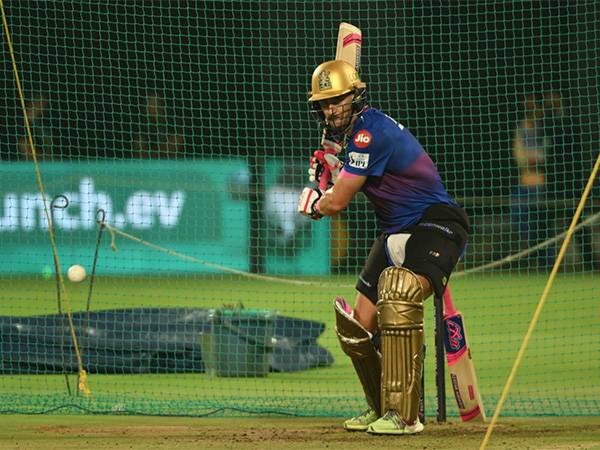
top-left (343, 424), bottom-right (369, 432)
top-left (366, 423), bottom-right (424, 435)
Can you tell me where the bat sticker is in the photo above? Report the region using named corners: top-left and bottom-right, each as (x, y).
top-left (343, 33), bottom-right (362, 47)
top-left (444, 315), bottom-right (467, 364)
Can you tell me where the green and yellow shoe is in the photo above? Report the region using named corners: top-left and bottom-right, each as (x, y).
top-left (366, 410), bottom-right (424, 435)
top-left (343, 408), bottom-right (379, 431)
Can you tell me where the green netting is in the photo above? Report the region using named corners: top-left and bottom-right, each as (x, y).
top-left (1, 1), bottom-right (598, 418)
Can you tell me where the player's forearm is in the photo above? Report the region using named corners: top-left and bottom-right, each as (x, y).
top-left (316, 191), bottom-right (346, 216)
top-left (317, 171), bottom-right (366, 216)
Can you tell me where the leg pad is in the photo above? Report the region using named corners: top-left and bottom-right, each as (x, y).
top-left (335, 297), bottom-right (382, 415)
top-left (377, 267), bottom-right (424, 424)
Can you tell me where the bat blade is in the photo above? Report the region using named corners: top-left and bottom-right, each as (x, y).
top-left (443, 289), bottom-right (486, 422)
top-left (335, 22), bottom-right (362, 71)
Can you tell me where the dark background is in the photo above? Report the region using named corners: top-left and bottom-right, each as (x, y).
top-left (2, 1), bottom-right (597, 195)
top-left (1, 1), bottom-right (598, 271)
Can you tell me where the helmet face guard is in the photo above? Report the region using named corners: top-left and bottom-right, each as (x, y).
top-left (310, 87), bottom-right (369, 142)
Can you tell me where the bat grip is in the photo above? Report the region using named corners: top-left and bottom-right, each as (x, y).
top-left (315, 147), bottom-right (336, 191)
top-left (318, 167), bottom-right (331, 191)
top-left (443, 286), bottom-right (457, 317)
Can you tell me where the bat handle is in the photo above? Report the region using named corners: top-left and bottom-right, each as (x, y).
top-left (315, 147), bottom-right (336, 191)
top-left (318, 166), bottom-right (331, 191)
top-left (443, 286), bottom-right (458, 317)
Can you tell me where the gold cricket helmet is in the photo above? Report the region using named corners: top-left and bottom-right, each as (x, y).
top-left (308, 60), bottom-right (366, 102)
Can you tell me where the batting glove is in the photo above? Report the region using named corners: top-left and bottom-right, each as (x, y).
top-left (297, 187), bottom-right (323, 220)
top-left (308, 151), bottom-right (343, 186)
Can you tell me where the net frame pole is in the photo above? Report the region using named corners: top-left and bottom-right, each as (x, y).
top-left (434, 292), bottom-right (446, 422)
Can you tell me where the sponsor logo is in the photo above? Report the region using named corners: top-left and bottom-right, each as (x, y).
top-left (451, 374), bottom-right (465, 409)
top-left (353, 130), bottom-right (372, 148)
top-left (347, 152), bottom-right (370, 169)
top-left (0, 177), bottom-right (186, 231)
top-left (358, 274), bottom-right (372, 288)
top-left (419, 222), bottom-right (454, 236)
top-left (446, 317), bottom-right (465, 351)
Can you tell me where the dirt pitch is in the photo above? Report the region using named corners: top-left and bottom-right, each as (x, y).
top-left (2, 415), bottom-right (599, 450)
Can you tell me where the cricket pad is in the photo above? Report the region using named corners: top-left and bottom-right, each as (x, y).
top-left (377, 267), bottom-right (424, 424)
top-left (335, 298), bottom-right (382, 415)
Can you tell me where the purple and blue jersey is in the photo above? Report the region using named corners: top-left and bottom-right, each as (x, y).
top-left (341, 108), bottom-right (456, 234)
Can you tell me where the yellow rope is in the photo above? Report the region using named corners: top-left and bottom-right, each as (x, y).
top-left (479, 152), bottom-right (599, 450)
top-left (0, 0), bottom-right (89, 396)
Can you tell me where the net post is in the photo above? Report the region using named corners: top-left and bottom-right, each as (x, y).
top-left (434, 292), bottom-right (446, 422)
top-left (419, 343), bottom-right (426, 424)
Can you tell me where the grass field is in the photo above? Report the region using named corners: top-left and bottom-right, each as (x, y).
top-left (1, 272), bottom-right (599, 443)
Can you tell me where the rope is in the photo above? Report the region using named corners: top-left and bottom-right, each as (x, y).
top-left (0, 0), bottom-right (90, 396)
top-left (479, 152), bottom-right (599, 449)
top-left (101, 209), bottom-right (600, 288)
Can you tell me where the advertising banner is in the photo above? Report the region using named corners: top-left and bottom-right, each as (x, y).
top-left (0, 161), bottom-right (328, 275)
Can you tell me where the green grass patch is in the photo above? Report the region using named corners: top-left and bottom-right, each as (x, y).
top-left (1, 272), bottom-right (598, 417)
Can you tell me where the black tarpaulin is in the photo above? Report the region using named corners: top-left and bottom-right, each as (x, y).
top-left (0, 308), bottom-right (333, 374)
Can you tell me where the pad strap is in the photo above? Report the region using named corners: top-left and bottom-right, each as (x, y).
top-left (334, 297), bottom-right (382, 415)
top-left (377, 267), bottom-right (424, 424)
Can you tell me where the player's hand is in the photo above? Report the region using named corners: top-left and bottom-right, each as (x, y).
top-left (297, 187), bottom-right (323, 220)
top-left (308, 151), bottom-right (343, 186)
top-left (321, 135), bottom-right (343, 155)
top-left (308, 155), bottom-right (328, 185)
top-left (323, 152), bottom-right (343, 182)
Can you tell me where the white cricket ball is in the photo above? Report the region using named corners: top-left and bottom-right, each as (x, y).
top-left (67, 264), bottom-right (87, 283)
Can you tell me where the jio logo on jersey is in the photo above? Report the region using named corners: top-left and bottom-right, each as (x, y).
top-left (353, 130), bottom-right (372, 148)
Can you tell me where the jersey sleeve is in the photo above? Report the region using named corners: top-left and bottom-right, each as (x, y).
top-left (343, 126), bottom-right (392, 177)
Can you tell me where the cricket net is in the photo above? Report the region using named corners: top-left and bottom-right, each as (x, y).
top-left (0, 1), bottom-right (598, 418)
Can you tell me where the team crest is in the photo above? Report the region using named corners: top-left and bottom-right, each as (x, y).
top-left (318, 70), bottom-right (332, 91)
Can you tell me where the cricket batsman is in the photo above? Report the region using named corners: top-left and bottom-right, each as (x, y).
top-left (298, 60), bottom-right (470, 435)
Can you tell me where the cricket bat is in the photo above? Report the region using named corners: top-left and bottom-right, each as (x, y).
top-left (316, 23), bottom-right (362, 190)
top-left (336, 22), bottom-right (362, 71)
top-left (443, 287), bottom-right (486, 421)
